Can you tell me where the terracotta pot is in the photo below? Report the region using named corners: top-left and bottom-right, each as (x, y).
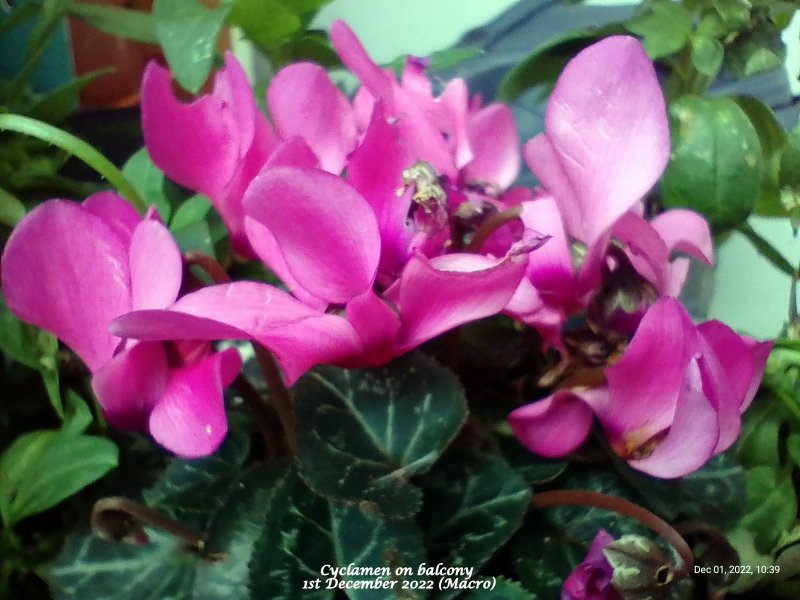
top-left (68, 0), bottom-right (160, 108)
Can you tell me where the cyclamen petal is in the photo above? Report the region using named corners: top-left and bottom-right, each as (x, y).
top-left (267, 63), bottom-right (357, 174)
top-left (243, 167), bottom-right (381, 304)
top-left (626, 358), bottom-right (720, 478)
top-left (526, 36), bottom-right (670, 244)
top-left (110, 282), bottom-right (363, 385)
top-left (389, 252), bottom-right (528, 353)
top-left (149, 348), bottom-right (241, 458)
top-left (129, 217), bottom-right (182, 310)
top-left (1, 199), bottom-right (131, 372)
top-left (141, 61), bottom-right (239, 201)
top-left (92, 342), bottom-right (169, 431)
top-left (509, 389), bottom-right (602, 457)
top-left (464, 103), bottom-right (520, 190)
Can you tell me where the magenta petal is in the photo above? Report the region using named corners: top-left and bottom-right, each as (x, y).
top-left (82, 191), bottom-right (141, 248)
top-left (527, 36), bottom-right (669, 243)
top-left (695, 322), bottom-right (757, 453)
top-left (111, 282), bottom-right (363, 385)
top-left (129, 218), bottom-right (182, 310)
top-left (650, 209), bottom-right (714, 264)
top-left (509, 388), bottom-right (603, 457)
top-left (243, 167), bottom-right (380, 304)
top-left (345, 290), bottom-right (401, 365)
top-left (464, 104), bottom-right (520, 189)
top-left (1, 200), bottom-right (131, 372)
top-left (330, 20), bottom-right (393, 102)
top-left (347, 103), bottom-right (414, 273)
top-left (149, 348), bottom-right (241, 458)
top-left (438, 79), bottom-right (472, 168)
top-left (603, 298), bottom-right (696, 443)
top-left (268, 63), bottom-right (356, 174)
top-left (519, 196), bottom-right (576, 303)
top-left (92, 342), bottom-right (168, 430)
top-left (141, 61), bottom-right (238, 200)
top-left (741, 337), bottom-right (772, 412)
top-left (392, 253), bottom-right (527, 352)
top-left (627, 359), bottom-right (719, 478)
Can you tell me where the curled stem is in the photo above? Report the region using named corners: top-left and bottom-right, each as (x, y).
top-left (91, 497), bottom-right (204, 551)
top-left (0, 114), bottom-right (146, 213)
top-left (466, 205), bottom-right (522, 253)
top-left (532, 489), bottom-right (693, 580)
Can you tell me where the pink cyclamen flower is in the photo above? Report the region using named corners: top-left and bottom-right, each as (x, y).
top-left (1, 193), bottom-right (241, 457)
top-left (508, 35), bottom-right (713, 342)
top-left (141, 53), bottom-right (357, 257)
top-left (111, 165), bottom-right (536, 385)
top-left (562, 530), bottom-right (621, 600)
top-left (509, 297), bottom-right (772, 478)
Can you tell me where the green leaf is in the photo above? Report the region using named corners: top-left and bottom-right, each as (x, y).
top-left (295, 354), bottom-right (468, 519)
top-left (512, 516), bottom-right (583, 599)
top-left (779, 126), bottom-right (800, 220)
top-left (739, 466), bottom-right (797, 553)
top-left (497, 30), bottom-right (616, 102)
top-left (421, 453), bottom-right (531, 591)
top-left (735, 395), bottom-right (785, 467)
top-left (0, 429), bottom-right (118, 526)
top-left (142, 423), bottom-right (251, 529)
top-left (282, 32), bottom-right (342, 69)
top-left (690, 35), bottom-right (724, 78)
top-left (626, 1), bottom-right (692, 58)
top-left (193, 463), bottom-right (293, 600)
top-left (661, 96), bottom-right (762, 230)
top-left (497, 434), bottom-right (567, 485)
top-left (62, 390), bottom-right (94, 437)
top-left (542, 468), bottom-right (648, 542)
top-left (0, 185), bottom-right (26, 227)
top-left (248, 467), bottom-right (334, 600)
top-left (330, 504), bottom-right (426, 599)
top-left (153, 0), bottom-right (234, 94)
top-left (28, 70), bottom-right (112, 125)
top-left (121, 147), bottom-right (172, 221)
top-left (713, 0), bottom-right (751, 29)
top-left (0, 114), bottom-right (147, 212)
top-left (172, 218), bottom-right (215, 256)
top-left (616, 455), bottom-right (747, 530)
top-left (171, 194), bottom-right (212, 231)
top-left (725, 20), bottom-right (785, 78)
top-left (49, 527), bottom-right (198, 599)
top-left (229, 0), bottom-right (301, 52)
top-left (0, 295), bottom-right (62, 417)
top-left (68, 3), bottom-right (158, 44)
top-left (736, 96), bottom-right (788, 217)
top-left (385, 47), bottom-right (484, 75)
top-left (48, 425), bottom-right (251, 599)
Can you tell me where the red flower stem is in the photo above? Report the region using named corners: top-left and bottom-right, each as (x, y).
top-left (183, 252), bottom-right (231, 284)
top-left (181, 252), bottom-right (290, 454)
top-left (253, 344), bottom-right (297, 454)
top-left (91, 497), bottom-right (204, 551)
top-left (466, 205), bottom-right (523, 253)
top-left (532, 489), bottom-right (693, 579)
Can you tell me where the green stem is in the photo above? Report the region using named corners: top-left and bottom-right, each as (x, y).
top-left (739, 222), bottom-right (797, 278)
top-left (0, 114), bottom-right (146, 213)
